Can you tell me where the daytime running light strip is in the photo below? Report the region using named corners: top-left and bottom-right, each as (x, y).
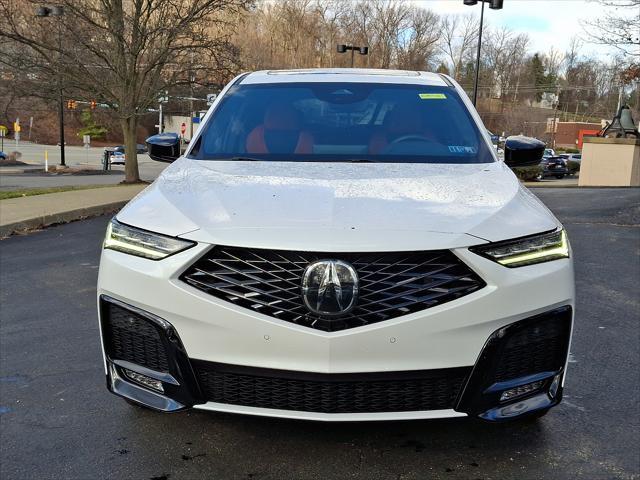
top-left (497, 231), bottom-right (569, 266)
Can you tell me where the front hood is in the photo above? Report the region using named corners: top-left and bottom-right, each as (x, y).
top-left (117, 159), bottom-right (558, 251)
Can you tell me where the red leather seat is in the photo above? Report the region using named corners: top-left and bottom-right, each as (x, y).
top-left (246, 104), bottom-right (313, 154)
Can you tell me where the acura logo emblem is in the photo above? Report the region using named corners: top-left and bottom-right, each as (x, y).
top-left (302, 260), bottom-right (359, 317)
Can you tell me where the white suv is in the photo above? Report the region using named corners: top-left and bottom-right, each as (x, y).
top-left (98, 69), bottom-right (574, 422)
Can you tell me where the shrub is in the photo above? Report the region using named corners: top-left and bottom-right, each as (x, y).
top-left (565, 148), bottom-right (580, 154)
top-left (77, 110), bottom-right (108, 140)
top-left (567, 160), bottom-right (580, 175)
top-left (511, 165), bottom-right (542, 181)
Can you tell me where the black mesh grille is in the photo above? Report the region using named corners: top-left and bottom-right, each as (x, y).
top-left (180, 246), bottom-right (485, 332)
top-left (102, 303), bottom-right (170, 372)
top-left (192, 361), bottom-right (471, 413)
top-left (494, 315), bottom-right (571, 382)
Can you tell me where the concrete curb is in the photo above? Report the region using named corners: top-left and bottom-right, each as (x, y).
top-left (524, 183), bottom-right (579, 188)
top-left (0, 184), bottom-right (145, 238)
top-left (0, 200), bottom-right (128, 238)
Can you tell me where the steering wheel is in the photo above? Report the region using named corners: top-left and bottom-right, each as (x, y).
top-left (389, 134), bottom-right (434, 145)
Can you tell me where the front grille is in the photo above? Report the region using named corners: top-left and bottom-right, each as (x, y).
top-left (494, 314), bottom-right (571, 382)
top-left (180, 246), bottom-right (485, 332)
top-left (192, 360), bottom-right (471, 413)
top-left (102, 302), bottom-right (170, 372)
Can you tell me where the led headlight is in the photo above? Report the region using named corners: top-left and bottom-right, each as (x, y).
top-left (104, 218), bottom-right (195, 260)
top-left (471, 229), bottom-right (569, 268)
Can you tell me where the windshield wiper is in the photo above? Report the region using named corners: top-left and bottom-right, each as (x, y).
top-left (346, 158), bottom-right (377, 163)
top-left (224, 156), bottom-right (263, 162)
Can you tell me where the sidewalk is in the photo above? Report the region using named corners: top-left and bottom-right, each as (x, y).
top-left (0, 184), bottom-right (146, 237)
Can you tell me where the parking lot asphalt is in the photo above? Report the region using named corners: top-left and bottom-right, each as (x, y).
top-left (0, 187), bottom-right (638, 480)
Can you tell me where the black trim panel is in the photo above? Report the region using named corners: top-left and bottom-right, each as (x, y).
top-left (100, 295), bottom-right (205, 410)
top-left (456, 306), bottom-right (572, 418)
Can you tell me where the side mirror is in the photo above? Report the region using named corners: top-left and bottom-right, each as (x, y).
top-left (146, 133), bottom-right (180, 163)
top-left (503, 135), bottom-right (545, 168)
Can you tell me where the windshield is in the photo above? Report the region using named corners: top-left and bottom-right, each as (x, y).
top-left (189, 82), bottom-right (494, 164)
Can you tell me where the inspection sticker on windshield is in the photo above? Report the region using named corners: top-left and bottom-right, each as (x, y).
top-left (418, 93), bottom-right (447, 100)
top-left (448, 145), bottom-right (477, 154)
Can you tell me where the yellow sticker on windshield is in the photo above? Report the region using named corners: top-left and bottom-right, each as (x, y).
top-left (419, 93), bottom-right (447, 100)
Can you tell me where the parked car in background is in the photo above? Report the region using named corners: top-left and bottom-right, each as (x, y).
top-left (538, 156), bottom-right (568, 180)
top-left (544, 148), bottom-right (557, 158)
top-left (559, 153), bottom-right (582, 163)
top-left (110, 151), bottom-right (126, 165)
top-left (0, 151), bottom-right (6, 160)
top-left (112, 144), bottom-right (147, 154)
top-left (104, 143), bottom-right (147, 166)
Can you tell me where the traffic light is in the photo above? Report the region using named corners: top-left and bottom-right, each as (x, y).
top-left (66, 100), bottom-right (77, 110)
top-left (90, 100), bottom-right (97, 109)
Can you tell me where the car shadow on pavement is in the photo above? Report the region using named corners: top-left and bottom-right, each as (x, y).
top-left (110, 404), bottom-right (556, 479)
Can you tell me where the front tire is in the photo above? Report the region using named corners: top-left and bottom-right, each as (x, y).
top-left (555, 174), bottom-right (565, 179)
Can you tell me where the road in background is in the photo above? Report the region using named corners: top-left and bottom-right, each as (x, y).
top-left (0, 141), bottom-right (168, 190)
top-left (2, 141), bottom-right (129, 167)
top-left (0, 161), bottom-right (167, 190)
top-left (0, 188), bottom-right (638, 480)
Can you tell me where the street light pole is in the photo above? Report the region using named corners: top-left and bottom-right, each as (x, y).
top-left (36, 5), bottom-right (66, 166)
top-left (463, 0), bottom-right (504, 107)
top-left (472, 1), bottom-right (485, 107)
top-left (336, 44), bottom-right (369, 68)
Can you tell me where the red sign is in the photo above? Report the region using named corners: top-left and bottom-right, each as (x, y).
top-left (578, 129), bottom-right (600, 149)
top-left (180, 122), bottom-right (187, 135)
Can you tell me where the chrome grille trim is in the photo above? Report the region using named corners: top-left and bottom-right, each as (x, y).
top-left (180, 246), bottom-right (486, 332)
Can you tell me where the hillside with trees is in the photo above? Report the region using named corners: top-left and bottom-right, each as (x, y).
top-left (1, 0), bottom-right (638, 181)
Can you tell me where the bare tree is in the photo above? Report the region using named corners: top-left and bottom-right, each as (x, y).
top-left (582, 0), bottom-right (640, 57)
top-left (484, 27), bottom-right (529, 107)
top-left (438, 14), bottom-right (478, 81)
top-left (0, 0), bottom-right (250, 183)
top-left (396, 7), bottom-right (440, 70)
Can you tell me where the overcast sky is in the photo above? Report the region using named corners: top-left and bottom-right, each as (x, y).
top-left (410, 0), bottom-right (618, 57)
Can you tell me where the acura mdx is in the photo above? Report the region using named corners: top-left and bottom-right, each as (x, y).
top-left (97, 69), bottom-right (574, 422)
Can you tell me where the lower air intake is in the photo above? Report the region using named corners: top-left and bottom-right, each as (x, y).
top-left (101, 302), bottom-right (170, 372)
top-left (191, 361), bottom-right (471, 413)
top-left (493, 313), bottom-right (572, 382)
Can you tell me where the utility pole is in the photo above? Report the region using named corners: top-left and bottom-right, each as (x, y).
top-left (57, 17), bottom-right (65, 166)
top-left (550, 86), bottom-right (561, 149)
top-left (189, 51), bottom-right (195, 139)
top-left (616, 84), bottom-right (624, 112)
top-left (157, 91), bottom-right (168, 134)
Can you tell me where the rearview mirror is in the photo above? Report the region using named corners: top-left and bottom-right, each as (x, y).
top-left (503, 135), bottom-right (545, 168)
top-left (146, 133), bottom-right (180, 163)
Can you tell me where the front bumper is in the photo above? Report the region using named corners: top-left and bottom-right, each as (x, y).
top-left (97, 244), bottom-right (574, 421)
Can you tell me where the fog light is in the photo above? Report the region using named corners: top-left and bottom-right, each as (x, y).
top-left (500, 380), bottom-right (544, 402)
top-left (548, 374), bottom-right (561, 399)
top-left (124, 369), bottom-right (164, 393)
